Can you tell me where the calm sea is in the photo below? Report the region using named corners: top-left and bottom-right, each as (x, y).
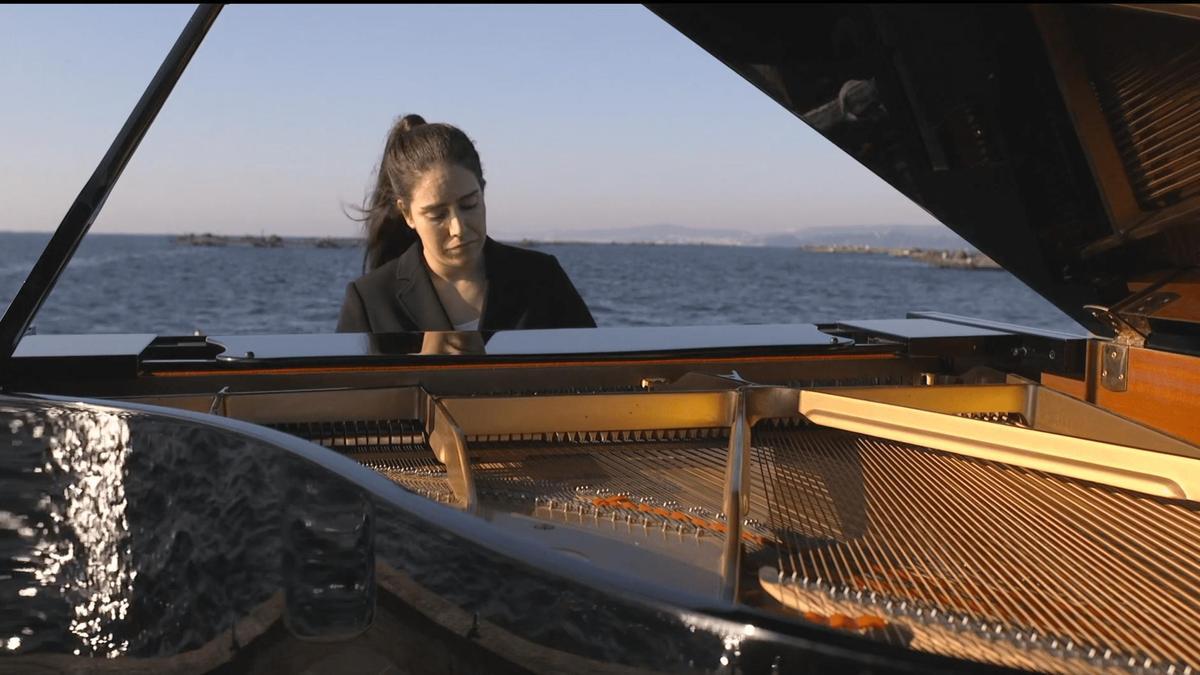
top-left (0, 232), bottom-right (1085, 336)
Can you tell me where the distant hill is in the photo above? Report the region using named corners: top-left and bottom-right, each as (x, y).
top-left (506, 224), bottom-right (976, 251)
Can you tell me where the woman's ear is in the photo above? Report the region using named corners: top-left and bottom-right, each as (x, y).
top-left (395, 198), bottom-right (414, 227)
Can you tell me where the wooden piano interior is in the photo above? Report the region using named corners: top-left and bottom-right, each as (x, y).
top-left (114, 339), bottom-right (1200, 675)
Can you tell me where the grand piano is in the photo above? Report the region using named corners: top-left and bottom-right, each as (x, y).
top-left (2, 4), bottom-right (1198, 674)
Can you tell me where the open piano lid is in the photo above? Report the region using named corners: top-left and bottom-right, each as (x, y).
top-left (647, 3), bottom-right (1200, 353)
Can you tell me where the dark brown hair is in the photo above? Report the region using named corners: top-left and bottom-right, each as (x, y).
top-left (352, 114), bottom-right (487, 271)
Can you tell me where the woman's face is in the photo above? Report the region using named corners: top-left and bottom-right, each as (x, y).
top-left (399, 162), bottom-right (486, 275)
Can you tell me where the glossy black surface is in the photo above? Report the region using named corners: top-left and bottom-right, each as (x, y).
top-left (207, 324), bottom-right (852, 362)
top-left (836, 319), bottom-right (1010, 340)
top-left (12, 334), bottom-right (157, 359)
top-left (8, 334), bottom-right (158, 381)
top-left (905, 311), bottom-right (1088, 374)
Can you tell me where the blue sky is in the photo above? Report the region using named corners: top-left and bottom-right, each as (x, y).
top-left (0, 4), bottom-right (942, 237)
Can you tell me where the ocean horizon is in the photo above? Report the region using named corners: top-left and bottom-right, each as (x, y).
top-left (1, 231), bottom-right (1084, 336)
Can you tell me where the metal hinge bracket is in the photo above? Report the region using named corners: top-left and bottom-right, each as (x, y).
top-left (1084, 305), bottom-right (1147, 393)
top-left (1099, 342), bottom-right (1130, 392)
top-left (1084, 276), bottom-right (1182, 392)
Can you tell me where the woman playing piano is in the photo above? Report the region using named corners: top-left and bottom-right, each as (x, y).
top-left (337, 114), bottom-right (595, 333)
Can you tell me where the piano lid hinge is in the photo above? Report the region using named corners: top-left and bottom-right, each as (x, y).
top-left (1084, 305), bottom-right (1148, 349)
top-left (1083, 270), bottom-right (1183, 356)
top-left (1098, 342), bottom-right (1130, 392)
top-left (1084, 305), bottom-right (1150, 393)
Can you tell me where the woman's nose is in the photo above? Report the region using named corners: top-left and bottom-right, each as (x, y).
top-left (447, 210), bottom-right (464, 237)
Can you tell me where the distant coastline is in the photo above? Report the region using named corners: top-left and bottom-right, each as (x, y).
top-left (170, 232), bottom-right (998, 270)
top-left (174, 233), bottom-right (359, 249)
top-left (799, 244), bottom-right (1000, 270)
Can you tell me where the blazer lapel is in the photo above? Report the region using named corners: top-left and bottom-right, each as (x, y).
top-left (394, 244), bottom-right (454, 331)
top-left (479, 238), bottom-right (526, 330)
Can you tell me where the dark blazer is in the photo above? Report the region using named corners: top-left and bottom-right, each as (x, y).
top-left (337, 238), bottom-right (595, 332)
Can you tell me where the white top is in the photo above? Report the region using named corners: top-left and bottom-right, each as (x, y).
top-left (452, 318), bottom-right (480, 331)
